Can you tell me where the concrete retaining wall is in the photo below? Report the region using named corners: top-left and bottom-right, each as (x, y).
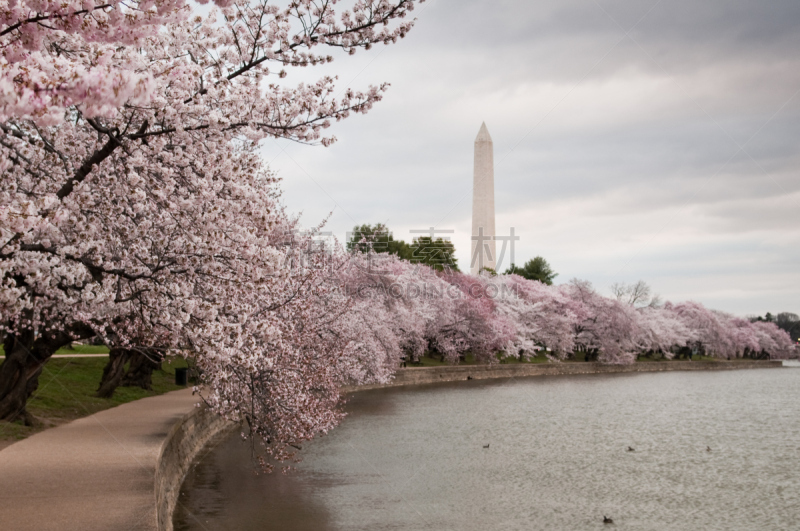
top-left (344, 359), bottom-right (783, 392)
top-left (155, 404), bottom-right (237, 531)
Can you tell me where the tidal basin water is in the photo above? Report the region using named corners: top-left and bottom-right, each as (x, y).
top-left (174, 368), bottom-right (800, 530)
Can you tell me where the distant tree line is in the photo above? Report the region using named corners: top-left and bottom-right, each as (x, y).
top-left (752, 312), bottom-right (800, 342)
top-left (348, 223), bottom-right (461, 272)
top-left (348, 224), bottom-right (560, 283)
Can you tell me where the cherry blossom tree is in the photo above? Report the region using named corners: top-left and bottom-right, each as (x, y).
top-left (336, 261), bottom-right (796, 371)
top-left (335, 253), bottom-right (419, 383)
top-left (197, 226), bottom-right (356, 467)
top-left (428, 272), bottom-right (514, 364)
top-left (748, 320), bottom-right (794, 359)
top-left (337, 254), bottom-right (515, 367)
top-left (562, 279), bottom-right (639, 363)
top-left (669, 302), bottom-right (739, 358)
top-left (667, 302), bottom-right (794, 359)
top-left (490, 273), bottom-right (579, 359)
top-left (0, 0), bottom-right (427, 429)
top-left (631, 305), bottom-right (691, 359)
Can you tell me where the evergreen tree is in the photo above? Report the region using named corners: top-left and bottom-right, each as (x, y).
top-left (504, 257), bottom-right (557, 285)
top-left (348, 224), bottom-right (459, 272)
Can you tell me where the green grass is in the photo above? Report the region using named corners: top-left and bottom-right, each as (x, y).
top-left (635, 354), bottom-right (737, 362)
top-left (54, 344), bottom-right (110, 355)
top-left (408, 351), bottom-right (553, 367)
top-left (0, 356), bottom-right (188, 444)
top-left (497, 352), bottom-right (551, 364)
top-left (410, 355), bottom-right (450, 367)
top-left (0, 343), bottom-right (110, 357)
top-left (406, 352), bottom-right (480, 367)
top-left (409, 351), bottom-right (754, 367)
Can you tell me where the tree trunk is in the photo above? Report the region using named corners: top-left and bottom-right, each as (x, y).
top-left (95, 348), bottom-right (134, 399)
top-left (96, 349), bottom-right (163, 398)
top-left (120, 351), bottom-right (162, 390)
top-left (0, 326), bottom-right (85, 423)
top-left (0, 332), bottom-right (41, 424)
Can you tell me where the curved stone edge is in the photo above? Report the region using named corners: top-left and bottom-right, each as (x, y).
top-left (343, 360), bottom-right (784, 392)
top-left (160, 360), bottom-right (783, 529)
top-left (155, 401), bottom-right (237, 531)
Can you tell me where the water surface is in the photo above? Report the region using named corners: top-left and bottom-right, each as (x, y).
top-left (175, 368), bottom-right (800, 530)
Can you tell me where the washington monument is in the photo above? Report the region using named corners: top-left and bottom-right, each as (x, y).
top-left (471, 122), bottom-right (496, 275)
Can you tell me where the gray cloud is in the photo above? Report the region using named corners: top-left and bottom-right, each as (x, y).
top-left (263, 0), bottom-right (800, 316)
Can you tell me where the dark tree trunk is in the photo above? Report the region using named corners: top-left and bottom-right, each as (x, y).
top-left (95, 348), bottom-right (134, 399)
top-left (120, 351), bottom-right (162, 390)
top-left (676, 346), bottom-right (692, 360)
top-left (96, 349), bottom-right (164, 398)
top-left (583, 349), bottom-right (599, 362)
top-left (0, 331), bottom-right (42, 424)
top-left (0, 325), bottom-right (88, 423)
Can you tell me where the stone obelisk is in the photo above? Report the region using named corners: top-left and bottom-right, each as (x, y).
top-left (471, 122), bottom-right (496, 275)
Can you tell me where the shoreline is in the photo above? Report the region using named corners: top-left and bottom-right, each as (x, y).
top-left (173, 362), bottom-right (800, 531)
top-left (341, 359), bottom-right (784, 393)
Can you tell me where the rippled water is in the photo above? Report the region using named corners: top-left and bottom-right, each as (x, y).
top-left (174, 368), bottom-right (800, 530)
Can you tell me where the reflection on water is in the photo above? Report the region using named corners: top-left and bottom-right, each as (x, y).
top-left (175, 369), bottom-right (800, 530)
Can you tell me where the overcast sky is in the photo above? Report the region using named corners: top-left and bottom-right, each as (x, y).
top-left (260, 0), bottom-right (800, 317)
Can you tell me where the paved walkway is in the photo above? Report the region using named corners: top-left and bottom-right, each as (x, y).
top-left (0, 388), bottom-right (198, 531)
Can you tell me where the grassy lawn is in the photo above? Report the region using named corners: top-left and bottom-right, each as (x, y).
top-left (0, 356), bottom-right (188, 445)
top-left (410, 355), bottom-right (451, 367)
top-left (497, 352), bottom-right (551, 364)
top-left (0, 343), bottom-right (110, 356)
top-left (635, 355), bottom-right (738, 362)
top-left (55, 344), bottom-right (110, 355)
top-left (410, 352), bottom-right (755, 366)
top-left (409, 351), bottom-right (553, 367)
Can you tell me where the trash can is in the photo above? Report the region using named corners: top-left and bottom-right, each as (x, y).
top-left (175, 367), bottom-right (189, 386)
